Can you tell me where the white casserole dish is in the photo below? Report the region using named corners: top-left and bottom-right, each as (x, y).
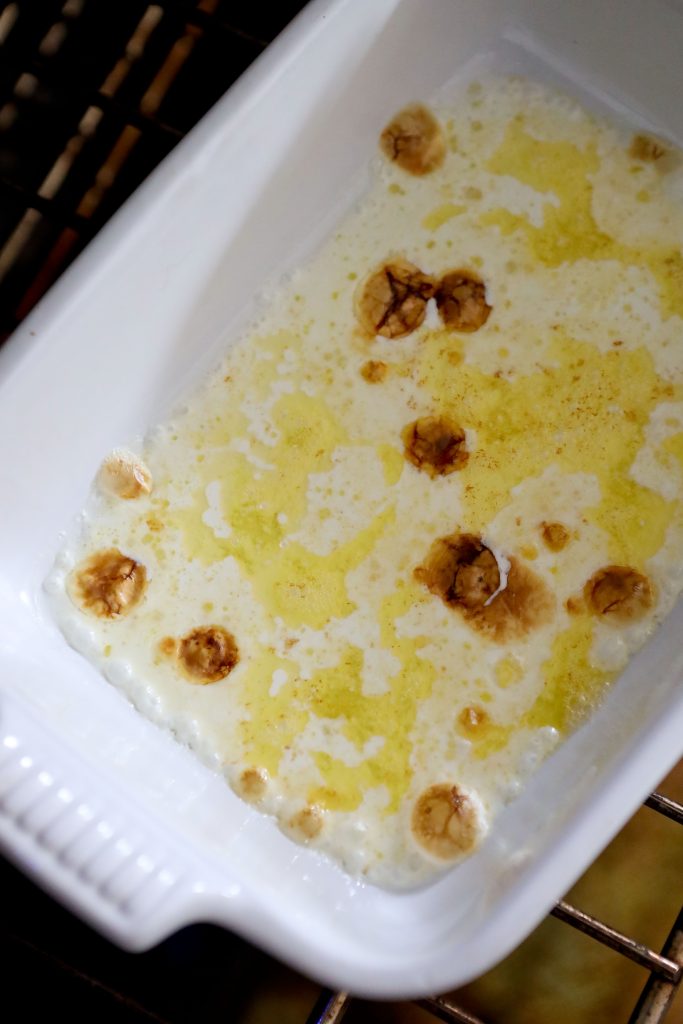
top-left (1, 0), bottom-right (683, 998)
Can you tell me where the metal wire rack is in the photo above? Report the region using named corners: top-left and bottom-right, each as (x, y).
top-left (304, 791), bottom-right (683, 1024)
top-left (0, 3), bottom-right (681, 1022)
top-left (0, 0), bottom-right (302, 338)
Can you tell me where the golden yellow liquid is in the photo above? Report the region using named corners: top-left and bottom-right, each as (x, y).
top-left (50, 77), bottom-right (683, 887)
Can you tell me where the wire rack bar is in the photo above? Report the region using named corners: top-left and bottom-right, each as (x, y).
top-left (0, 0), bottom-right (265, 340)
top-left (628, 908), bottom-right (683, 1024)
top-left (416, 997), bottom-right (488, 1024)
top-left (550, 900), bottom-right (680, 982)
top-left (645, 793), bottom-right (683, 826)
top-left (307, 789), bottom-right (683, 1024)
top-left (304, 989), bottom-right (350, 1024)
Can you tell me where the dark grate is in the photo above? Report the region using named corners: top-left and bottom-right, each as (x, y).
top-left (0, 0), bottom-right (304, 341)
top-left (1, 3), bottom-right (681, 1022)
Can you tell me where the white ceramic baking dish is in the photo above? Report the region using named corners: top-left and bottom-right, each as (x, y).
top-left (1, 0), bottom-right (683, 998)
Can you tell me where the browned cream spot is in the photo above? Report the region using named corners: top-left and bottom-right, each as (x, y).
top-left (158, 636), bottom-right (177, 657)
top-left (475, 557), bottom-right (554, 641)
top-left (97, 451), bottom-right (152, 499)
top-left (360, 359), bottom-right (388, 383)
top-left (234, 767), bottom-right (268, 803)
top-left (540, 521), bottom-right (570, 552)
top-left (177, 625), bottom-right (239, 683)
top-left (354, 259), bottom-right (434, 339)
top-left (584, 566), bottom-right (654, 622)
top-left (457, 705), bottom-right (488, 735)
top-left (415, 533), bottom-right (499, 609)
top-left (287, 805), bottom-right (323, 841)
top-left (379, 103), bottom-right (446, 176)
top-left (629, 133), bottom-right (668, 163)
top-left (565, 595), bottom-right (585, 616)
top-left (415, 532), bottom-right (554, 641)
top-left (69, 548), bottom-right (147, 619)
top-left (411, 783), bottom-right (481, 860)
top-left (402, 415), bottom-right (468, 477)
top-left (435, 270), bottom-right (491, 332)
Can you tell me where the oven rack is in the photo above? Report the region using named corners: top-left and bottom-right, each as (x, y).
top-left (0, 0), bottom-right (301, 338)
top-left (307, 792), bottom-right (683, 1024)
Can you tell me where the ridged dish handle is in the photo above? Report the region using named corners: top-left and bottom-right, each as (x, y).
top-left (0, 693), bottom-right (199, 950)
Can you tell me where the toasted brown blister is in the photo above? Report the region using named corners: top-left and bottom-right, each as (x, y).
top-left (158, 636), bottom-right (178, 657)
top-left (475, 557), bottom-right (555, 642)
top-left (458, 705), bottom-right (488, 734)
top-left (540, 521), bottom-right (570, 552)
top-left (565, 595), bottom-right (585, 616)
top-left (235, 767), bottom-right (268, 803)
top-left (354, 259), bottom-right (434, 339)
top-left (584, 566), bottom-right (654, 622)
top-left (287, 805), bottom-right (323, 841)
top-left (629, 133), bottom-right (669, 163)
top-left (70, 548), bottom-right (147, 618)
top-left (435, 270), bottom-right (491, 332)
top-left (177, 625), bottom-right (239, 683)
top-left (415, 533), bottom-right (500, 610)
top-left (411, 783), bottom-right (481, 860)
top-left (402, 415), bottom-right (468, 477)
top-left (98, 450), bottom-right (152, 499)
top-left (379, 103), bottom-right (446, 176)
top-left (415, 533), bottom-right (554, 641)
top-left (360, 359), bottom-right (388, 383)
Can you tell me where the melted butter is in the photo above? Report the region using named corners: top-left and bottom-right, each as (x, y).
top-left (462, 616), bottom-right (612, 752)
top-left (237, 649), bottom-right (308, 775)
top-left (495, 655), bottom-right (524, 688)
top-left (242, 582), bottom-right (435, 814)
top-left (377, 443), bottom-right (404, 485)
top-left (251, 508), bottom-right (394, 629)
top-left (482, 119), bottom-right (683, 319)
top-left (456, 706), bottom-right (511, 759)
top-left (50, 76), bottom-right (683, 888)
top-left (415, 331), bottom-right (680, 565)
top-left (660, 431), bottom-right (683, 472)
top-left (527, 616), bottom-right (612, 732)
top-left (422, 202), bottom-right (466, 231)
top-left (171, 390), bottom-right (397, 628)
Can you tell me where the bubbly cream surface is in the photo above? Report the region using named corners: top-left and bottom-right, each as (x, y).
top-left (48, 78), bottom-right (683, 887)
